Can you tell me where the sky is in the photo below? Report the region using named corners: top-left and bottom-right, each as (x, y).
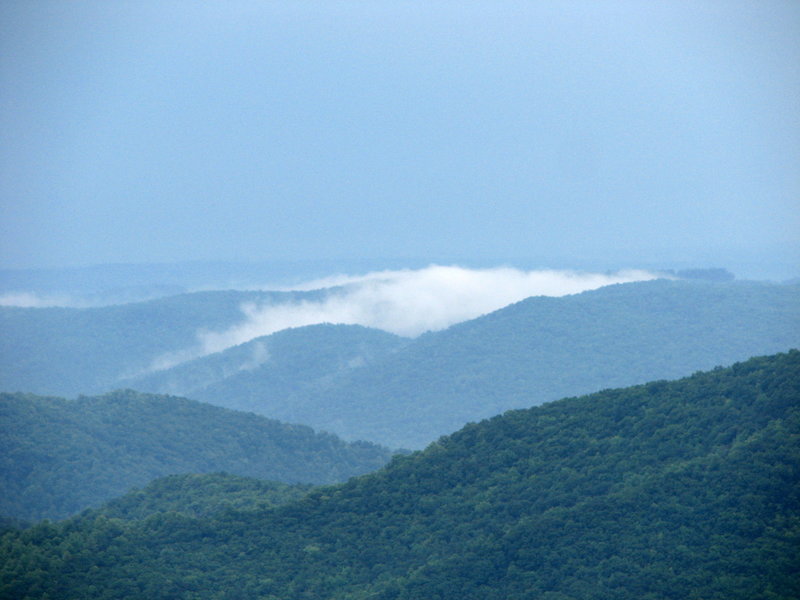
top-left (1, 1), bottom-right (798, 276)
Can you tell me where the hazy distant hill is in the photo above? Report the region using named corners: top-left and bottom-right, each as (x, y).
top-left (2, 351), bottom-right (796, 599)
top-left (0, 390), bottom-right (393, 521)
top-left (3, 279), bottom-right (798, 449)
top-left (176, 279), bottom-right (800, 448)
top-left (0, 289), bottom-right (328, 397)
top-left (0, 259), bottom-right (432, 304)
top-left (123, 324), bottom-right (407, 413)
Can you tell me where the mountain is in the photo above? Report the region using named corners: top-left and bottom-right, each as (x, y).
top-left (0, 473), bottom-right (314, 532)
top-left (171, 279), bottom-right (800, 448)
top-left (91, 473), bottom-right (314, 522)
top-left (122, 324), bottom-right (407, 413)
top-left (0, 259), bottom-right (434, 305)
top-left (0, 390), bottom-right (393, 521)
top-left (0, 289), bottom-right (329, 397)
top-left (3, 279), bottom-right (798, 449)
top-left (1, 351), bottom-right (797, 600)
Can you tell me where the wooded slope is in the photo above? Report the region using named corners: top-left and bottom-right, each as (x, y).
top-left (123, 323), bottom-right (407, 415)
top-left (188, 279), bottom-right (800, 448)
top-left (0, 390), bottom-right (392, 521)
top-left (0, 289), bottom-right (329, 397)
top-left (2, 351), bottom-right (797, 599)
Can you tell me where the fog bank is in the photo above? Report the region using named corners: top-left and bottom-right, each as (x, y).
top-left (197, 266), bottom-right (660, 356)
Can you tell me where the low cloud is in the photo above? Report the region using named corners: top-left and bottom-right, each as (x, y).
top-left (238, 340), bottom-right (270, 372)
top-left (196, 265), bottom-right (661, 356)
top-left (0, 292), bottom-right (81, 308)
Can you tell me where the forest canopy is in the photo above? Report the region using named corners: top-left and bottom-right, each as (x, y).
top-left (2, 350), bottom-right (797, 599)
top-left (0, 389), bottom-right (392, 521)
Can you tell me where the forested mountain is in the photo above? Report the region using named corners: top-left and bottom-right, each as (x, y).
top-left (122, 324), bottom-right (407, 413)
top-left (91, 473), bottom-right (314, 522)
top-left (0, 390), bottom-right (393, 521)
top-left (1, 351), bottom-right (797, 600)
top-left (0, 289), bottom-right (329, 397)
top-left (178, 279), bottom-right (800, 448)
top-left (2, 279), bottom-right (798, 449)
top-left (0, 473), bottom-right (315, 532)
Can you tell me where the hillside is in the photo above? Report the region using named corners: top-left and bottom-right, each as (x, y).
top-left (122, 324), bottom-right (407, 413)
top-left (1, 351), bottom-right (797, 599)
top-left (0, 390), bottom-right (393, 521)
top-left (91, 473), bottom-right (314, 522)
top-left (185, 279), bottom-right (800, 448)
top-left (0, 288), bottom-right (328, 397)
top-left (3, 279), bottom-right (798, 450)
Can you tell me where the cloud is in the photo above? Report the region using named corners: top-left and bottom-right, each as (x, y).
top-left (238, 340), bottom-right (270, 372)
top-left (0, 292), bottom-right (81, 308)
top-left (195, 265), bottom-right (662, 356)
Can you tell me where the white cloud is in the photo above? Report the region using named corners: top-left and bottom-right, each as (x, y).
top-left (238, 340), bottom-right (270, 372)
top-left (196, 265), bottom-right (661, 356)
top-left (0, 292), bottom-right (80, 308)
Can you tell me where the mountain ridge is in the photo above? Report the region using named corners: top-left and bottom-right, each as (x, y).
top-left (180, 279), bottom-right (800, 447)
top-left (0, 288), bottom-right (333, 397)
top-left (2, 350), bottom-right (797, 599)
top-left (3, 278), bottom-right (798, 449)
top-left (0, 389), bottom-right (394, 521)
top-left (122, 323), bottom-right (408, 412)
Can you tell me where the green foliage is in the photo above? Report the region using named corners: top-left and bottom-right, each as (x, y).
top-left (0, 390), bottom-right (393, 521)
top-left (2, 351), bottom-right (797, 599)
top-left (89, 473), bottom-right (313, 521)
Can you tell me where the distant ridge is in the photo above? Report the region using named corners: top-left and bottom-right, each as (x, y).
top-left (122, 323), bottom-right (407, 412)
top-left (0, 288), bottom-right (332, 397)
top-left (2, 279), bottom-right (798, 449)
top-left (171, 279), bottom-right (800, 448)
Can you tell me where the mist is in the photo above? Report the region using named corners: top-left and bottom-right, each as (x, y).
top-left (195, 266), bottom-right (660, 358)
top-left (0, 292), bottom-right (81, 308)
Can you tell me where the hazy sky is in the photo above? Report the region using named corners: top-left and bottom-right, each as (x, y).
top-left (1, 1), bottom-right (798, 273)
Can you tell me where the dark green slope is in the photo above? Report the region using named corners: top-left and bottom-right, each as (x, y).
top-left (250, 279), bottom-right (800, 448)
top-left (123, 324), bottom-right (407, 415)
top-left (0, 289), bottom-right (326, 398)
top-left (2, 351), bottom-right (797, 600)
top-left (0, 390), bottom-right (393, 521)
top-left (91, 473), bottom-right (314, 521)
top-left (0, 473), bottom-right (313, 534)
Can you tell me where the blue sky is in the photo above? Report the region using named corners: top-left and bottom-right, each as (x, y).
top-left (1, 1), bottom-right (798, 275)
